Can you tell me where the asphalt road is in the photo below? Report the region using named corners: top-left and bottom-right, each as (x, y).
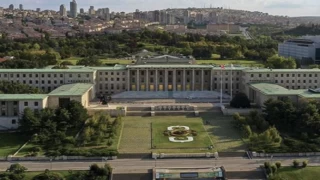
top-left (1, 157), bottom-right (320, 173)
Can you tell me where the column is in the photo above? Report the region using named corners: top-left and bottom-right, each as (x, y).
top-left (183, 69), bottom-right (186, 91)
top-left (165, 69), bottom-right (168, 91)
top-left (192, 69), bottom-right (195, 91)
top-left (146, 69), bottom-right (149, 91)
top-left (127, 70), bottom-right (130, 91)
top-left (201, 70), bottom-right (204, 91)
top-left (210, 69), bottom-right (213, 91)
top-left (173, 70), bottom-right (176, 91)
top-left (155, 69), bottom-right (158, 91)
top-left (137, 69), bottom-right (140, 91)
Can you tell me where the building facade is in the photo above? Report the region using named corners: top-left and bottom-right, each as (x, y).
top-left (278, 36), bottom-right (320, 64)
top-left (70, 0), bottom-right (77, 18)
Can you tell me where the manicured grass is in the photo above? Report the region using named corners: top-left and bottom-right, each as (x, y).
top-left (0, 133), bottom-right (29, 157)
top-left (152, 118), bottom-right (212, 149)
top-left (118, 117), bottom-right (152, 153)
top-left (197, 59), bottom-right (264, 67)
top-left (201, 114), bottom-right (246, 152)
top-left (273, 167), bottom-right (320, 180)
top-left (60, 57), bottom-right (133, 65)
top-left (16, 143), bottom-right (43, 157)
top-left (119, 114), bottom-right (245, 153)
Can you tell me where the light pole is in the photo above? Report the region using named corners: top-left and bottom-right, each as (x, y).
top-left (154, 156), bottom-right (157, 168)
top-left (50, 158), bottom-right (52, 170)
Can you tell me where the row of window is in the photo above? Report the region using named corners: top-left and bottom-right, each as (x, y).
top-left (132, 71), bottom-right (213, 76)
top-left (0, 101), bottom-right (39, 106)
top-left (99, 72), bottom-right (126, 76)
top-left (275, 80), bottom-right (318, 84)
top-left (251, 73), bottom-right (319, 78)
top-left (99, 78), bottom-right (126, 82)
top-left (0, 73), bottom-right (90, 78)
top-left (99, 84), bottom-right (126, 90)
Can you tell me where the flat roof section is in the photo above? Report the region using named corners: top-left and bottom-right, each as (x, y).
top-left (249, 83), bottom-right (304, 96)
top-left (49, 83), bottom-right (93, 96)
top-left (0, 69), bottom-right (96, 73)
top-left (0, 94), bottom-right (48, 100)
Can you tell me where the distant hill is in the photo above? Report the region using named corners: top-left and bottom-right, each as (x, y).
top-left (273, 24), bottom-right (320, 36)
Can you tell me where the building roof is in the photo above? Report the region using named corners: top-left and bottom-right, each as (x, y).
top-left (49, 83), bottom-right (93, 96)
top-left (250, 83), bottom-right (304, 96)
top-left (244, 68), bottom-right (320, 73)
top-left (0, 68), bottom-right (96, 73)
top-left (0, 94), bottom-right (48, 100)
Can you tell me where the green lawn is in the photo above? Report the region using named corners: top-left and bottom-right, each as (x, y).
top-left (119, 114), bottom-right (245, 153)
top-left (197, 59), bottom-right (264, 67)
top-left (0, 133), bottom-right (29, 157)
top-left (152, 118), bottom-right (212, 149)
top-left (272, 167), bottom-right (320, 180)
top-left (60, 57), bottom-right (133, 65)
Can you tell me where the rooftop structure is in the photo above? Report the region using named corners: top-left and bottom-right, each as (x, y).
top-left (49, 83), bottom-right (94, 96)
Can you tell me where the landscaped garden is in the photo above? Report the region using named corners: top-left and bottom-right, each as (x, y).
top-left (152, 119), bottom-right (212, 149)
top-left (119, 114), bottom-right (245, 153)
top-left (270, 166), bottom-right (320, 180)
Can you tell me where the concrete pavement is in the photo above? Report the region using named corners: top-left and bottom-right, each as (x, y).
top-left (1, 157), bottom-right (320, 173)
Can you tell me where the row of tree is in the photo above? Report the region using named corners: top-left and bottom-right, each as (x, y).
top-left (0, 80), bottom-right (43, 94)
top-left (0, 163), bottom-right (112, 180)
top-left (0, 29), bottom-right (283, 68)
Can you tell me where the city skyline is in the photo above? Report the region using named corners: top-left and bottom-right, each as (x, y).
top-left (0, 0), bottom-right (319, 17)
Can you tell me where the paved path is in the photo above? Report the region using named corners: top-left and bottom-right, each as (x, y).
top-left (1, 157), bottom-right (320, 173)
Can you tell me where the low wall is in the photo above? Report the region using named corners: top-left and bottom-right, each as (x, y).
top-left (88, 108), bottom-right (126, 117)
top-left (251, 152), bottom-right (320, 158)
top-left (152, 152), bottom-right (218, 159)
top-left (221, 106), bottom-right (261, 116)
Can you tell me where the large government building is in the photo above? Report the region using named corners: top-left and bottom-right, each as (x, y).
top-left (2, 54), bottom-right (320, 129)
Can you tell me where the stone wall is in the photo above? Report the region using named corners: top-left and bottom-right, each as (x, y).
top-left (221, 105), bottom-right (261, 116)
top-left (251, 152), bottom-right (320, 158)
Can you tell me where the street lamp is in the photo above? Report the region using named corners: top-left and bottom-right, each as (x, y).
top-left (50, 158), bottom-right (53, 170)
top-left (154, 156), bottom-right (157, 168)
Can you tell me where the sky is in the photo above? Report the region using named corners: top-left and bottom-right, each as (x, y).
top-left (1, 0), bottom-right (320, 17)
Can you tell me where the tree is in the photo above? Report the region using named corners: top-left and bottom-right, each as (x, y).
top-left (230, 92), bottom-right (251, 108)
top-left (6, 164), bottom-right (27, 174)
top-left (19, 108), bottom-right (40, 134)
top-left (266, 55), bottom-right (296, 69)
top-left (66, 100), bottom-right (88, 128)
top-left (77, 56), bottom-right (102, 66)
top-left (33, 170), bottom-right (63, 180)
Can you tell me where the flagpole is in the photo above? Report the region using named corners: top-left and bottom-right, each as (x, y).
top-left (231, 64), bottom-right (233, 101)
top-left (220, 66), bottom-right (222, 105)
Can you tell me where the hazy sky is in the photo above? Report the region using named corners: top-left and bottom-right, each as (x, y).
top-left (1, 0), bottom-right (319, 17)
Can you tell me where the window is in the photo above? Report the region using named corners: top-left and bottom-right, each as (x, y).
top-left (12, 119), bottom-right (16, 124)
top-left (24, 102), bottom-right (28, 106)
top-left (117, 72), bottom-right (119, 76)
top-left (42, 80), bottom-right (44, 84)
top-left (99, 72), bottom-right (102, 75)
top-left (60, 74), bottom-right (63, 78)
top-left (111, 78), bottom-right (114, 81)
top-left (111, 72), bottom-right (114, 75)
top-left (36, 80), bottom-right (38, 84)
top-left (117, 78), bottom-right (120, 81)
top-left (34, 102), bottom-right (38, 106)
top-left (17, 74), bottom-right (20, 78)
top-left (259, 74), bottom-right (261, 77)
top-left (275, 80), bottom-right (278, 83)
top-left (309, 74), bottom-right (312, 77)
top-left (292, 74), bottom-right (295, 77)
top-left (267, 74), bottom-right (270, 77)
top-left (287, 74), bottom-right (289, 77)
top-left (150, 78), bottom-right (154, 83)
top-left (29, 80), bottom-right (32, 84)
top-left (281, 80), bottom-right (283, 83)
top-left (86, 74), bottom-right (89, 78)
top-left (315, 74), bottom-right (318, 77)
top-left (35, 74), bottom-right (38, 78)
top-left (13, 101), bottom-right (18, 105)
top-left (105, 78), bottom-right (108, 81)
top-left (298, 74), bottom-right (301, 77)
top-left (122, 72), bottom-right (125, 75)
top-left (292, 80), bottom-right (295, 83)
top-left (54, 74), bottom-right (57, 78)
top-left (131, 71), bottom-right (135, 75)
top-left (251, 74), bottom-right (254, 77)
top-left (315, 80), bottom-right (318, 83)
top-left (122, 78), bottom-right (125, 81)
top-left (48, 74), bottom-right (51, 78)
top-left (60, 80), bottom-right (63, 84)
top-left (1, 101), bottom-right (5, 105)
top-left (54, 80), bottom-right (57, 84)
top-left (23, 80), bottom-right (26, 84)
top-left (69, 74), bottom-right (72, 78)
top-left (304, 74), bottom-right (306, 77)
top-left (281, 74), bottom-right (283, 77)
top-left (48, 80), bottom-right (51, 84)
top-left (275, 74), bottom-right (278, 77)
top-left (10, 74), bottom-right (13, 78)
top-left (23, 74), bottom-right (26, 78)
top-left (303, 80), bottom-right (306, 83)
top-left (78, 74), bottom-right (81, 78)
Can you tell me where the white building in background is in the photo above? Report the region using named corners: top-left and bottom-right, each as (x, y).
top-left (278, 36), bottom-right (320, 64)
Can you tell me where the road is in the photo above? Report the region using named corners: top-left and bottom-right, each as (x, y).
top-left (1, 157), bottom-right (320, 173)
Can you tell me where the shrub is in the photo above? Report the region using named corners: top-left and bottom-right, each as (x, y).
top-left (275, 162), bottom-right (281, 169)
top-left (264, 162), bottom-right (271, 169)
top-left (107, 139), bottom-right (113, 146)
top-left (302, 160), bottom-right (308, 168)
top-left (32, 170), bottom-right (64, 180)
top-left (32, 147), bottom-right (42, 152)
top-left (241, 125), bottom-right (252, 138)
top-left (271, 165), bottom-right (277, 174)
top-left (293, 160), bottom-right (300, 168)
